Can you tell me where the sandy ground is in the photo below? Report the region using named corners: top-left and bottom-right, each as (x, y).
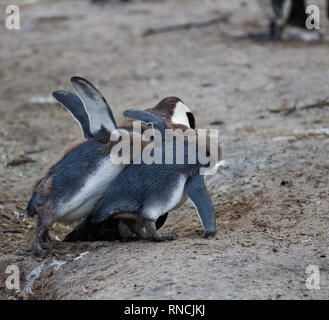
top-left (0, 0), bottom-right (328, 300)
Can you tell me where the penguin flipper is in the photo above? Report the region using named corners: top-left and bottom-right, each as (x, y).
top-left (52, 90), bottom-right (93, 139)
top-left (92, 194), bottom-right (140, 224)
top-left (123, 109), bottom-right (166, 137)
top-left (71, 76), bottom-right (118, 135)
top-left (184, 174), bottom-right (216, 237)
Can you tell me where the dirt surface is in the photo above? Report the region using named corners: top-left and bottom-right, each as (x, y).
top-left (0, 0), bottom-right (328, 300)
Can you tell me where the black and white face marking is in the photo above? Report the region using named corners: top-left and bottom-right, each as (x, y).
top-left (149, 97), bottom-right (195, 129)
top-left (186, 112), bottom-right (196, 129)
top-left (52, 90), bottom-right (93, 139)
top-left (71, 76), bottom-right (118, 135)
top-left (171, 101), bottom-right (195, 128)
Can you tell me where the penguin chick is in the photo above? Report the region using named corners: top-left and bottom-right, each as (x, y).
top-left (90, 110), bottom-right (221, 241)
top-left (120, 96), bottom-right (196, 131)
top-left (26, 77), bottom-right (158, 256)
top-left (62, 212), bottom-right (168, 242)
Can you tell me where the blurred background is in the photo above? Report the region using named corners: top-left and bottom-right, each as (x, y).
top-left (0, 0), bottom-right (328, 300)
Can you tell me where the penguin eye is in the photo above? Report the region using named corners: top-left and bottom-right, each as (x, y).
top-left (186, 112), bottom-right (195, 129)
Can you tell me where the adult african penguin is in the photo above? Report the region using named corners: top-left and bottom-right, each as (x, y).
top-left (251, 0), bottom-right (329, 41)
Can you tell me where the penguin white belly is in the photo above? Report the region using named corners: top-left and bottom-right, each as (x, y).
top-left (58, 159), bottom-right (124, 222)
top-left (173, 194), bottom-right (188, 210)
top-left (144, 175), bottom-right (187, 221)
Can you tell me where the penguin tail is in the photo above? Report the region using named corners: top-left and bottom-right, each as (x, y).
top-left (26, 193), bottom-right (39, 217)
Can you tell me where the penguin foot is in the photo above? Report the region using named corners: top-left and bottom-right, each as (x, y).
top-left (143, 220), bottom-right (171, 241)
top-left (32, 224), bottom-right (53, 256)
top-left (204, 231), bottom-right (216, 239)
top-left (150, 231), bottom-right (177, 242)
top-left (159, 232), bottom-right (177, 241)
top-left (249, 31), bottom-right (278, 42)
top-left (32, 243), bottom-right (50, 257)
top-left (249, 22), bottom-right (282, 42)
top-left (120, 233), bottom-right (141, 242)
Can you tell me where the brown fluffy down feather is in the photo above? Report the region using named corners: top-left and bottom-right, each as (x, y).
top-left (30, 138), bottom-right (87, 194)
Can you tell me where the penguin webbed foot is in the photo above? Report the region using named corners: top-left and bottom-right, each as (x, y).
top-left (32, 240), bottom-right (50, 257)
top-left (158, 231), bottom-right (177, 241)
top-left (249, 22), bottom-right (282, 42)
top-left (145, 221), bottom-right (177, 242)
top-left (119, 233), bottom-right (143, 242)
top-left (150, 231), bottom-right (177, 242)
top-left (32, 224), bottom-right (53, 256)
top-left (249, 31), bottom-right (275, 42)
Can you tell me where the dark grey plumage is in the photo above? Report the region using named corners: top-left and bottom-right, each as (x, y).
top-left (90, 110), bottom-right (218, 240)
top-left (27, 77), bottom-right (153, 256)
top-left (63, 97), bottom-right (196, 243)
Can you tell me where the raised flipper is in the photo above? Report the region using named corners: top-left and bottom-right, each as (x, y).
top-left (123, 109), bottom-right (166, 137)
top-left (71, 76), bottom-right (117, 134)
top-left (52, 90), bottom-right (93, 139)
top-left (184, 174), bottom-right (216, 237)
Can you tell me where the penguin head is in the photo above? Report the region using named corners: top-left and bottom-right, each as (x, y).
top-left (147, 96), bottom-right (196, 129)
